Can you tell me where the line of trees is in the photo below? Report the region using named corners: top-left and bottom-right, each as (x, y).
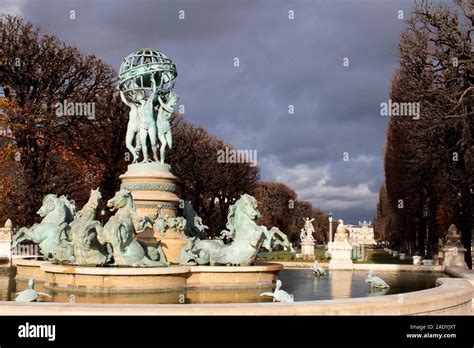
top-left (252, 182), bottom-right (331, 246)
top-left (0, 15), bottom-right (331, 246)
top-left (375, 0), bottom-right (472, 267)
top-left (0, 15), bottom-right (127, 226)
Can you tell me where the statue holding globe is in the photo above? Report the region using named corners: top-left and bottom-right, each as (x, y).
top-left (118, 49), bottom-right (178, 164)
top-left (118, 49), bottom-right (186, 263)
top-left (120, 90), bottom-right (141, 163)
top-left (156, 90), bottom-right (179, 164)
top-left (137, 72), bottom-right (159, 163)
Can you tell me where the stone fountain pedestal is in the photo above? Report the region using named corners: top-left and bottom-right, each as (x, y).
top-left (120, 162), bottom-right (187, 263)
top-left (443, 246), bottom-right (467, 268)
top-left (329, 240), bottom-right (353, 270)
top-left (441, 224), bottom-right (468, 269)
top-left (329, 222), bottom-right (353, 270)
top-left (412, 255), bottom-right (422, 265)
top-left (299, 217), bottom-right (316, 260)
top-left (23, 262), bottom-right (282, 292)
top-left (300, 240), bottom-right (315, 261)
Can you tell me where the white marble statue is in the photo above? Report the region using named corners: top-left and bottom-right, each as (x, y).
top-left (300, 217), bottom-right (316, 242)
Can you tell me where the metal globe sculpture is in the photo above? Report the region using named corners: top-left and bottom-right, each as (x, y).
top-left (117, 48), bottom-right (180, 165)
top-left (118, 48), bottom-right (177, 102)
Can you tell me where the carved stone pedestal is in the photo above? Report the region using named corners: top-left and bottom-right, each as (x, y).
top-left (326, 241), bottom-right (333, 257)
top-left (301, 240), bottom-right (315, 260)
top-left (155, 230), bottom-right (188, 265)
top-left (412, 255), bottom-right (422, 265)
top-left (329, 227), bottom-right (353, 270)
top-left (443, 246), bottom-right (467, 268)
top-left (441, 225), bottom-right (468, 269)
top-left (329, 240), bottom-right (353, 270)
top-left (120, 163), bottom-right (187, 264)
top-left (120, 162), bottom-right (180, 217)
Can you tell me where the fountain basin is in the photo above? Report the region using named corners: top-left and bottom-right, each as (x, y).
top-left (0, 277), bottom-right (470, 315)
top-left (3, 263), bottom-right (472, 314)
top-left (14, 258), bottom-right (47, 281)
top-left (19, 262), bottom-right (281, 292)
top-left (187, 264), bottom-right (281, 289)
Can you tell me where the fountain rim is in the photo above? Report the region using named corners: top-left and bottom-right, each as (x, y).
top-left (1, 276), bottom-right (471, 315)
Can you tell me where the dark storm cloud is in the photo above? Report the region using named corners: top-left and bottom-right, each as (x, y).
top-left (3, 0), bottom-right (422, 222)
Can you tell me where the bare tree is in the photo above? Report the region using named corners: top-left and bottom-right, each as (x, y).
top-left (384, 0), bottom-right (473, 266)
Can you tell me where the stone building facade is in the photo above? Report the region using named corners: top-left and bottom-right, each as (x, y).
top-left (346, 220), bottom-right (376, 245)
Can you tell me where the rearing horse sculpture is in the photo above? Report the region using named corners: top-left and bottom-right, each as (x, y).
top-left (12, 194), bottom-right (75, 261)
top-left (69, 188), bottom-right (110, 265)
top-left (97, 189), bottom-right (167, 267)
top-left (179, 194), bottom-right (294, 266)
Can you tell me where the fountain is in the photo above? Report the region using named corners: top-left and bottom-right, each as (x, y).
top-left (3, 50), bottom-right (471, 315)
top-left (117, 48), bottom-right (184, 262)
top-left (11, 48), bottom-right (294, 294)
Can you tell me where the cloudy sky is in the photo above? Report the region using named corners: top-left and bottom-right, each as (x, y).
top-left (2, 0), bottom-right (427, 223)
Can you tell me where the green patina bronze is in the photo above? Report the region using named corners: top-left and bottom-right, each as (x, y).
top-left (12, 194), bottom-right (75, 262)
top-left (11, 49), bottom-right (295, 271)
top-left (182, 201), bottom-right (209, 239)
top-left (98, 189), bottom-right (168, 267)
top-left (69, 188), bottom-right (110, 265)
top-left (13, 189), bottom-right (167, 267)
top-left (118, 49), bottom-right (179, 165)
top-left (15, 278), bottom-right (50, 302)
top-left (179, 194), bottom-right (294, 266)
